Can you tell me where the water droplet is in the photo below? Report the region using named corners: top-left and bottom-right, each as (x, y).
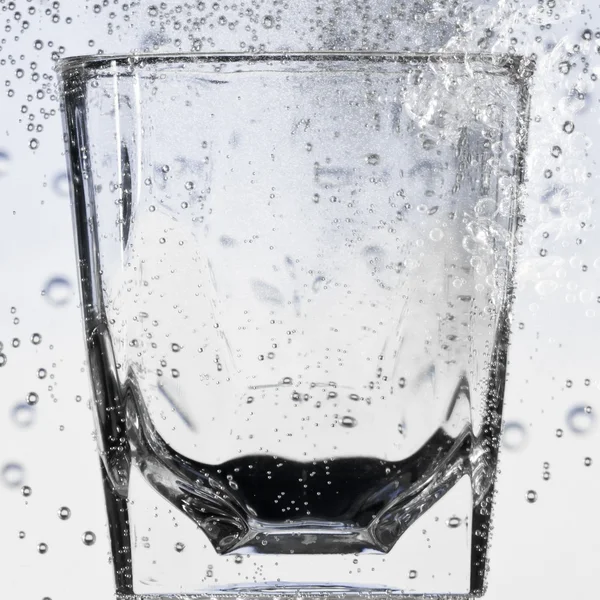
top-left (409, 569), bottom-right (417, 579)
top-left (175, 542), bottom-right (185, 552)
top-left (38, 542), bottom-right (48, 554)
top-left (43, 277), bottom-right (72, 306)
top-left (58, 506), bottom-right (71, 520)
top-left (171, 343), bottom-right (181, 352)
top-left (82, 531), bottom-right (96, 546)
top-left (563, 121), bottom-right (575, 134)
top-left (584, 457), bottom-right (593, 466)
top-left (340, 415), bottom-right (357, 428)
top-left (12, 403), bottom-right (35, 428)
top-left (446, 516), bottom-right (462, 528)
top-left (365, 153), bottom-right (380, 166)
top-left (26, 392), bottom-right (39, 406)
top-left (526, 490), bottom-right (537, 503)
top-left (1, 463), bottom-right (25, 488)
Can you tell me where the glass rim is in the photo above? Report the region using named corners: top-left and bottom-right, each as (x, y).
top-left (56, 51), bottom-right (532, 77)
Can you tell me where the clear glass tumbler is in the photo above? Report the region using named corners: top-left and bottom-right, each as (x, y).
top-left (58, 53), bottom-right (531, 597)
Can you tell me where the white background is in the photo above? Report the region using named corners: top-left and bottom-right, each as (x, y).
top-left (1, 1), bottom-right (599, 599)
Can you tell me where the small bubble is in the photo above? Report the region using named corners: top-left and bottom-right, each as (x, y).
top-left (584, 457), bottom-right (593, 466)
top-left (171, 368), bottom-right (180, 378)
top-left (34, 40), bottom-right (43, 50)
top-left (563, 121), bottom-right (575, 134)
top-left (365, 153), bottom-right (380, 166)
top-left (409, 570), bottom-right (418, 579)
top-left (262, 15), bottom-right (274, 28)
top-left (1, 463), bottom-right (25, 488)
top-left (555, 428), bottom-right (563, 438)
top-left (429, 228), bottom-right (444, 242)
top-left (397, 423), bottom-right (405, 435)
top-left (349, 394), bottom-right (360, 401)
top-left (43, 277), bottom-right (72, 306)
top-left (246, 396), bottom-right (254, 404)
top-left (147, 5), bottom-right (158, 16)
top-left (82, 531), bottom-right (96, 546)
top-left (175, 541), bottom-right (185, 552)
top-left (398, 377), bottom-right (406, 388)
top-left (340, 415), bottom-right (357, 428)
top-left (312, 193), bottom-right (320, 203)
top-left (38, 368), bottom-right (47, 379)
top-left (31, 333), bottom-right (42, 345)
top-left (446, 516), bottom-right (462, 528)
top-left (58, 506), bottom-right (71, 520)
top-left (526, 490), bottom-right (537, 503)
top-left (184, 181), bottom-right (194, 190)
top-left (234, 555), bottom-right (243, 564)
top-left (19, 531), bottom-right (25, 539)
top-left (542, 472), bottom-right (550, 481)
top-left (566, 405), bottom-right (595, 434)
top-left (582, 29), bottom-right (593, 40)
top-left (12, 338), bottom-right (20, 348)
top-left (161, 164), bottom-right (170, 173)
top-left (22, 485), bottom-right (32, 497)
top-left (171, 343), bottom-right (181, 352)
top-left (12, 404), bottom-right (35, 428)
top-left (0, 354), bottom-right (6, 367)
top-left (29, 138), bottom-right (39, 150)
top-left (558, 61), bottom-right (570, 74)
top-left (26, 392), bottom-right (39, 406)
top-left (551, 145), bottom-right (562, 158)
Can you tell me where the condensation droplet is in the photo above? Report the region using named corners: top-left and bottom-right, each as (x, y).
top-left (82, 531), bottom-right (96, 546)
top-left (58, 506), bottom-right (71, 520)
top-left (1, 463), bottom-right (25, 488)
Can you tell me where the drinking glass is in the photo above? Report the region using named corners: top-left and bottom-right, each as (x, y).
top-left (58, 52), bottom-right (531, 598)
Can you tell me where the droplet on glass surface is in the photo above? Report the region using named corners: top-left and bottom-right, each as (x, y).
top-left (526, 490), bottom-right (538, 503)
top-left (175, 542), bottom-right (185, 552)
top-left (446, 516), bottom-right (462, 528)
top-left (12, 403), bottom-right (35, 428)
top-left (43, 277), bottom-right (72, 306)
top-left (38, 542), bottom-right (48, 554)
top-left (26, 392), bottom-right (39, 406)
top-left (340, 415), bottom-right (357, 428)
top-left (409, 570), bottom-right (417, 579)
top-left (82, 531), bottom-right (96, 546)
top-left (1, 463), bottom-right (25, 488)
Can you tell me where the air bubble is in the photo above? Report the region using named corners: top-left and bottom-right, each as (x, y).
top-left (58, 506), bottom-right (71, 520)
top-left (584, 457), bottom-right (592, 466)
top-left (29, 138), bottom-right (39, 150)
top-left (171, 369), bottom-right (180, 378)
top-left (37, 368), bottom-right (47, 379)
top-left (171, 343), bottom-right (181, 352)
top-left (175, 542), bottom-right (185, 552)
top-left (22, 485), bottom-right (32, 497)
top-left (184, 181), bottom-right (194, 190)
top-left (262, 15), bottom-right (274, 28)
top-left (446, 516), bottom-right (462, 528)
top-left (43, 277), bottom-right (72, 306)
top-left (38, 543), bottom-right (48, 554)
top-left (526, 490), bottom-right (537, 503)
top-left (409, 570), bottom-right (417, 579)
top-left (31, 333), bottom-right (42, 345)
top-left (26, 392), bottom-right (39, 406)
top-left (82, 531), bottom-right (96, 546)
top-left (563, 121), bottom-right (575, 134)
top-left (566, 405), bottom-right (595, 434)
top-left (12, 404), bottom-right (35, 428)
top-left (340, 415), bottom-right (357, 428)
top-left (366, 153), bottom-right (380, 166)
top-left (234, 555), bottom-right (243, 564)
top-left (1, 463), bottom-right (25, 488)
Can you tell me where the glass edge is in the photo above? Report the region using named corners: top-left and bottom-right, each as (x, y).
top-left (56, 51), bottom-right (533, 77)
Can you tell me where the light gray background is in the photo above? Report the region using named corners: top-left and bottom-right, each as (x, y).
top-left (1, 1), bottom-right (599, 598)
